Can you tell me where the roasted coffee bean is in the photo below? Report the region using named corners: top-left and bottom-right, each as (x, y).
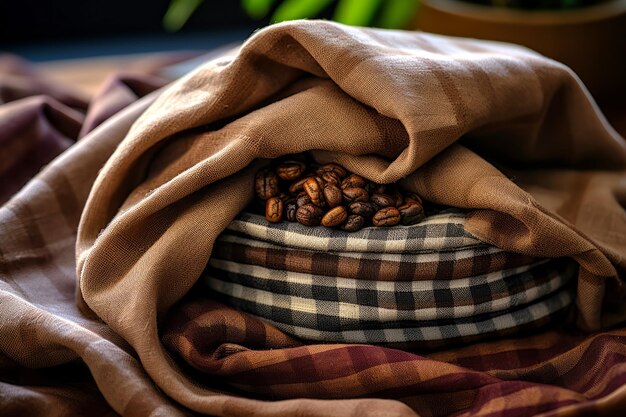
top-left (321, 171), bottom-right (341, 185)
top-left (341, 214), bottom-right (365, 232)
top-left (255, 158), bottom-right (428, 231)
top-left (371, 184), bottom-right (387, 195)
top-left (296, 204), bottom-right (323, 226)
top-left (304, 177), bottom-right (325, 207)
top-left (371, 193), bottom-right (395, 208)
top-left (372, 207), bottom-right (401, 227)
top-left (390, 190), bottom-right (404, 207)
top-left (321, 206), bottom-right (348, 227)
top-left (296, 192), bottom-right (312, 207)
top-left (276, 160), bottom-right (306, 181)
top-left (349, 201), bottom-right (376, 218)
top-left (265, 197), bottom-right (283, 223)
top-left (289, 176), bottom-right (311, 195)
top-left (255, 168), bottom-right (279, 200)
top-left (343, 187), bottom-right (369, 203)
top-left (398, 201), bottom-right (424, 225)
top-left (323, 184), bottom-right (343, 208)
top-left (341, 174), bottom-right (366, 189)
top-left (285, 200), bottom-right (297, 222)
top-left (316, 163), bottom-right (347, 178)
top-left (405, 192), bottom-right (423, 205)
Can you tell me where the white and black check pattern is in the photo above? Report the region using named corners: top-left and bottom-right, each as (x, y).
top-left (227, 210), bottom-right (482, 253)
top-left (203, 259), bottom-right (577, 343)
top-left (217, 232), bottom-right (505, 266)
top-left (205, 258), bottom-right (575, 321)
top-left (257, 288), bottom-right (575, 344)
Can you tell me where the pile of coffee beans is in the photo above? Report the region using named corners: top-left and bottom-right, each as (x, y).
top-left (253, 155), bottom-right (425, 232)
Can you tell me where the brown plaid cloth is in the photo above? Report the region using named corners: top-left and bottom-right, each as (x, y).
top-left (4, 20), bottom-right (626, 417)
top-left (162, 296), bottom-right (626, 417)
top-left (214, 233), bottom-right (538, 281)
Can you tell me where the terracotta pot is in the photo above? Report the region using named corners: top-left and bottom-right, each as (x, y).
top-left (415, 0), bottom-right (626, 100)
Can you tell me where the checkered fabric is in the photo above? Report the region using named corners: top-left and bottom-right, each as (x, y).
top-left (203, 259), bottom-right (576, 344)
top-left (206, 258), bottom-right (573, 317)
top-left (214, 233), bottom-right (539, 281)
top-left (257, 288), bottom-right (575, 344)
top-left (227, 210), bottom-right (482, 253)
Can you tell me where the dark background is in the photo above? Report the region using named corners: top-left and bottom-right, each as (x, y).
top-left (0, 0), bottom-right (268, 60)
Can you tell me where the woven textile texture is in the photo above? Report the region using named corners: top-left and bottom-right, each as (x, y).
top-left (203, 257), bottom-right (577, 343)
top-left (2, 20), bottom-right (626, 417)
top-left (226, 210), bottom-right (483, 253)
top-left (214, 232), bottom-right (540, 281)
top-left (162, 297), bottom-right (626, 416)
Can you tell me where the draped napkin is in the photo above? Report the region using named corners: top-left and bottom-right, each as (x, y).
top-left (2, 20), bottom-right (626, 417)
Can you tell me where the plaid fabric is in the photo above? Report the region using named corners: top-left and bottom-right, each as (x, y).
top-left (228, 210), bottom-right (483, 253)
top-left (214, 233), bottom-right (539, 281)
top-left (205, 258), bottom-right (575, 319)
top-left (162, 296), bottom-right (609, 416)
top-left (204, 280), bottom-right (575, 344)
top-left (256, 289), bottom-right (574, 344)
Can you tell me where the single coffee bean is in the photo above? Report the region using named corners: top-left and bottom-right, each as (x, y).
top-left (316, 163), bottom-right (347, 178)
top-left (372, 207), bottom-right (401, 227)
top-left (296, 204), bottom-right (323, 226)
top-left (321, 171), bottom-right (341, 186)
top-left (289, 176), bottom-right (312, 195)
top-left (323, 184), bottom-right (343, 208)
top-left (341, 214), bottom-right (365, 232)
top-left (390, 189), bottom-right (404, 207)
top-left (265, 197), bottom-right (283, 223)
top-left (349, 201), bottom-right (377, 218)
top-left (343, 187), bottom-right (369, 203)
top-left (304, 177), bottom-right (325, 207)
top-left (371, 184), bottom-right (387, 195)
top-left (371, 193), bottom-right (395, 208)
top-left (405, 192), bottom-right (423, 205)
top-left (341, 174), bottom-right (366, 189)
top-left (276, 160), bottom-right (306, 181)
top-left (296, 191), bottom-right (312, 207)
top-left (285, 200), bottom-right (297, 222)
top-left (321, 206), bottom-right (348, 227)
top-left (255, 168), bottom-right (279, 200)
top-left (398, 201), bottom-right (425, 225)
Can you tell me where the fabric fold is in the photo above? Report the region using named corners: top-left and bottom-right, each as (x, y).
top-left (73, 20), bottom-right (626, 416)
top-left (2, 20), bottom-right (626, 417)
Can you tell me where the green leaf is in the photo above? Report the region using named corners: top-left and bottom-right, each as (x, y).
top-left (376, 0), bottom-right (419, 29)
top-left (242, 0), bottom-right (276, 19)
top-left (270, 0), bottom-right (334, 23)
top-left (163, 0), bottom-right (204, 32)
top-left (333, 0), bottom-right (382, 26)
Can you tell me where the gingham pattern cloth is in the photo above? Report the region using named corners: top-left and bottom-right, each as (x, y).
top-left (203, 259), bottom-right (577, 343)
top-left (214, 232), bottom-right (539, 281)
top-left (205, 258), bottom-right (574, 319)
top-left (256, 289), bottom-right (575, 344)
top-left (227, 210), bottom-right (483, 253)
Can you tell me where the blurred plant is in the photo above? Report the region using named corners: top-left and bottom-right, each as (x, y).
top-left (163, 0), bottom-right (420, 31)
top-left (163, 0), bottom-right (605, 31)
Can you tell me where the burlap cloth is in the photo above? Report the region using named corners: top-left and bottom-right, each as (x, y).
top-left (2, 20), bottom-right (626, 417)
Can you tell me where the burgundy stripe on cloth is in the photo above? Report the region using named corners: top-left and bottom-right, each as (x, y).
top-left (161, 296), bottom-right (626, 416)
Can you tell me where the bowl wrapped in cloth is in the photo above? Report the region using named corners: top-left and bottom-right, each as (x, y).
top-left (198, 210), bottom-right (578, 347)
top-left (3, 19), bottom-right (624, 417)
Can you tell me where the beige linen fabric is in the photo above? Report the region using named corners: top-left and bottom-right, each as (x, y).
top-left (2, 20), bottom-right (626, 417)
